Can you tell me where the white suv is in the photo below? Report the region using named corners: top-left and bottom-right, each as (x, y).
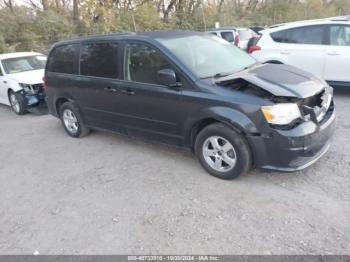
top-left (250, 16), bottom-right (350, 86)
top-left (0, 52), bottom-right (46, 115)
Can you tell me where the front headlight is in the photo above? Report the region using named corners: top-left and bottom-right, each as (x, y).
top-left (19, 83), bottom-right (33, 93)
top-left (261, 103), bottom-right (301, 125)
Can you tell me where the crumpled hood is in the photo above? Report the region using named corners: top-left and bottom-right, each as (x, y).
top-left (6, 69), bottom-right (44, 85)
top-left (216, 63), bottom-right (326, 98)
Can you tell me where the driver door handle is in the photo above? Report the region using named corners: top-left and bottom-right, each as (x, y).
top-left (280, 50), bottom-right (290, 55)
top-left (327, 51), bottom-right (340, 56)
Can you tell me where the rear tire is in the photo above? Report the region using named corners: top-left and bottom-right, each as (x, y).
top-left (9, 91), bottom-right (27, 115)
top-left (195, 123), bottom-right (252, 179)
top-left (59, 102), bottom-right (90, 138)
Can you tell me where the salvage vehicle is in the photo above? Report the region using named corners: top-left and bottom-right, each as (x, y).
top-left (44, 31), bottom-right (335, 179)
top-left (0, 52), bottom-right (46, 115)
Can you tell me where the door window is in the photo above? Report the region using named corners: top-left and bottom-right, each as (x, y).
top-left (0, 63), bottom-right (3, 76)
top-left (284, 26), bottom-right (324, 45)
top-left (124, 43), bottom-right (173, 85)
top-left (47, 44), bottom-right (78, 74)
top-left (220, 31), bottom-right (235, 43)
top-left (80, 42), bottom-right (119, 78)
top-left (271, 30), bottom-right (286, 43)
top-left (330, 25), bottom-right (350, 46)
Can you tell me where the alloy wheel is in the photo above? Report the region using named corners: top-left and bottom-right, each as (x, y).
top-left (63, 109), bottom-right (79, 134)
top-left (10, 93), bottom-right (20, 113)
top-left (202, 136), bottom-right (237, 172)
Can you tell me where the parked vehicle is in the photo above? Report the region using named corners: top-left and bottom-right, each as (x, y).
top-left (0, 52), bottom-right (46, 115)
top-left (208, 27), bottom-right (258, 50)
top-left (236, 28), bottom-right (259, 50)
top-left (208, 27), bottom-right (238, 45)
top-left (45, 31), bottom-right (335, 179)
top-left (250, 16), bottom-right (350, 86)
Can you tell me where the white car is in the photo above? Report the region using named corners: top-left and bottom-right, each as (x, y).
top-left (0, 52), bottom-right (46, 115)
top-left (208, 27), bottom-right (238, 44)
top-left (208, 27), bottom-right (258, 50)
top-left (250, 16), bottom-right (350, 86)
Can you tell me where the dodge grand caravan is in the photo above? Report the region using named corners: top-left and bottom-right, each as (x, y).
top-left (44, 30), bottom-right (335, 179)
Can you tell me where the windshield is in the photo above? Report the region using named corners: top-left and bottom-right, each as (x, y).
top-left (2, 55), bottom-right (46, 74)
top-left (158, 34), bottom-right (256, 79)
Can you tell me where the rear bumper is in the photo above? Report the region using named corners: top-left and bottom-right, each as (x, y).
top-left (247, 105), bottom-right (336, 172)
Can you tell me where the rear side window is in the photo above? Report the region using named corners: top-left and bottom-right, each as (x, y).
top-left (330, 25), bottom-right (350, 46)
top-left (80, 42), bottom-right (119, 78)
top-left (220, 31), bottom-right (235, 43)
top-left (271, 26), bottom-right (324, 45)
top-left (47, 44), bottom-right (78, 74)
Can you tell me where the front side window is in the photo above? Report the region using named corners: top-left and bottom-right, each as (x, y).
top-left (330, 25), bottom-right (350, 46)
top-left (124, 43), bottom-right (173, 85)
top-left (47, 44), bottom-right (78, 74)
top-left (220, 31), bottom-right (235, 43)
top-left (158, 34), bottom-right (256, 79)
top-left (80, 42), bottom-right (119, 78)
top-left (284, 26), bottom-right (324, 45)
top-left (2, 55), bottom-right (46, 74)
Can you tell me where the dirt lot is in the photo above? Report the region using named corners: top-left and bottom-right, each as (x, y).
top-left (0, 89), bottom-right (349, 255)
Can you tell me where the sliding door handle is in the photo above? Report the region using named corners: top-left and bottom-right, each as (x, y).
top-left (121, 89), bottom-right (135, 95)
top-left (104, 87), bottom-right (118, 93)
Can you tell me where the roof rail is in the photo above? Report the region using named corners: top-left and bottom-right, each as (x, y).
top-left (64, 32), bottom-right (136, 41)
top-left (269, 15), bottom-right (350, 28)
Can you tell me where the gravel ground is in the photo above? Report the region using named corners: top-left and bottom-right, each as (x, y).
top-left (0, 89), bottom-right (349, 255)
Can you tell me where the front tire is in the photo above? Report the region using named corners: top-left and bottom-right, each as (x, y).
top-left (195, 123), bottom-right (252, 179)
top-left (59, 102), bottom-right (90, 138)
top-left (9, 91), bottom-right (27, 115)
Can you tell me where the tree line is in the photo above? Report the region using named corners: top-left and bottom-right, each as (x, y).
top-left (0, 0), bottom-right (349, 53)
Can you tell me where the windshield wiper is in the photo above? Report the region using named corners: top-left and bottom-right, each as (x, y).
top-left (213, 72), bottom-right (233, 78)
top-left (239, 62), bottom-right (258, 72)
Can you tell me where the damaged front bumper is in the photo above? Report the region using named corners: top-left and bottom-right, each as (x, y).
top-left (20, 84), bottom-right (47, 109)
top-left (247, 102), bottom-right (336, 172)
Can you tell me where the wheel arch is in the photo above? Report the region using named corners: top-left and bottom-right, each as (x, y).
top-left (187, 107), bottom-right (259, 149)
top-left (55, 97), bottom-right (70, 117)
top-left (264, 60), bottom-right (284, 64)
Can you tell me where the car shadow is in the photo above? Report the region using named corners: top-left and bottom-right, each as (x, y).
top-left (332, 85), bottom-right (350, 97)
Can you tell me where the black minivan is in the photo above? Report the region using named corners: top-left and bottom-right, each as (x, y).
top-left (44, 30), bottom-right (335, 179)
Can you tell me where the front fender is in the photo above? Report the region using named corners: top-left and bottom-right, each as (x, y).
top-left (5, 78), bottom-right (22, 93)
top-left (184, 106), bottom-right (259, 146)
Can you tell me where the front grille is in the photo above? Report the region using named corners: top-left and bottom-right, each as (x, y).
top-left (300, 87), bottom-right (332, 123)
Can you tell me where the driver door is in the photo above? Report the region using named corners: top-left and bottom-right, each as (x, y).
top-left (116, 42), bottom-right (185, 145)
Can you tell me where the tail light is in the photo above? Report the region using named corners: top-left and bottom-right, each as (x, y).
top-left (235, 35), bottom-right (240, 46)
top-left (248, 45), bottom-right (261, 54)
top-left (42, 76), bottom-right (48, 92)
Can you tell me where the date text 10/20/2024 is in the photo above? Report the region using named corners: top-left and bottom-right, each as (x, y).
top-left (128, 256), bottom-right (219, 261)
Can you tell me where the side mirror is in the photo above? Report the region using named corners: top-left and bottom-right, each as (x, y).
top-left (157, 69), bottom-right (182, 88)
